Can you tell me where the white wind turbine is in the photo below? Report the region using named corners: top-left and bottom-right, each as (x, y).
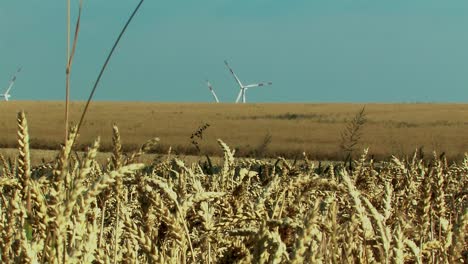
top-left (2, 67), bottom-right (22, 101)
top-left (206, 80), bottom-right (220, 103)
top-left (224, 60), bottom-right (272, 103)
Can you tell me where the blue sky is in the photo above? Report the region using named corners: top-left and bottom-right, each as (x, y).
top-left (1, 1), bottom-right (468, 102)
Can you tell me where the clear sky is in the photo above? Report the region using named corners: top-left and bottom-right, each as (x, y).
top-left (1, 1), bottom-right (468, 102)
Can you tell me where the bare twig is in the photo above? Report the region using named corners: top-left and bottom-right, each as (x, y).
top-left (339, 106), bottom-right (367, 166)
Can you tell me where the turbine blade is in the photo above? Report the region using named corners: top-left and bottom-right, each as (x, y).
top-left (206, 80), bottom-right (219, 103)
top-left (244, 82), bottom-right (273, 88)
top-left (206, 80), bottom-right (214, 91)
top-left (4, 82), bottom-right (14, 95)
top-left (211, 90), bottom-right (219, 103)
top-left (224, 60), bottom-right (243, 88)
top-left (4, 66), bottom-right (21, 95)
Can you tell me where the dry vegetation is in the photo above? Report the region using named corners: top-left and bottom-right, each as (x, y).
top-left (0, 112), bottom-right (466, 263)
top-left (2, 1), bottom-right (467, 261)
top-left (1, 102), bottom-right (468, 161)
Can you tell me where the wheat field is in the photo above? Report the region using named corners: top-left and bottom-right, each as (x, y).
top-left (1, 102), bottom-right (468, 161)
top-left (0, 111), bottom-right (466, 263)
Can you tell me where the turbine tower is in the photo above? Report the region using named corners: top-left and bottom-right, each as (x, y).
top-left (1, 67), bottom-right (22, 101)
top-left (224, 60), bottom-right (272, 103)
top-left (206, 80), bottom-right (220, 103)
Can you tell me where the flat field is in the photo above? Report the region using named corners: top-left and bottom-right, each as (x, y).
top-left (1, 101), bottom-right (468, 161)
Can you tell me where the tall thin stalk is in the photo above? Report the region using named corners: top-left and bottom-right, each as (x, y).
top-left (65, 0), bottom-right (70, 142)
top-left (65, 0), bottom-right (83, 142)
top-left (75, 0), bottom-right (145, 140)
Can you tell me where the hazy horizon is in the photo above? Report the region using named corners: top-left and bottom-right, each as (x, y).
top-left (1, 1), bottom-right (468, 103)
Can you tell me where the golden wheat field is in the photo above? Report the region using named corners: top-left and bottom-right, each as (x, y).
top-left (1, 101), bottom-right (468, 161)
top-left (0, 111), bottom-right (466, 263)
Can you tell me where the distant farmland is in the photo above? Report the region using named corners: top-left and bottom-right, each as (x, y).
top-left (1, 101), bottom-right (468, 161)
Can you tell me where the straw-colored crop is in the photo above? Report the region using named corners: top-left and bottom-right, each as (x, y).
top-left (0, 112), bottom-right (466, 263)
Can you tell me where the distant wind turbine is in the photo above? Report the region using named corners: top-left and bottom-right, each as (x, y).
top-left (1, 67), bottom-right (22, 101)
top-left (206, 80), bottom-right (220, 103)
top-left (224, 60), bottom-right (272, 103)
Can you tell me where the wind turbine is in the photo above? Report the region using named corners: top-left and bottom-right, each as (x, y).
top-left (2, 67), bottom-right (22, 101)
top-left (206, 80), bottom-right (220, 103)
top-left (224, 60), bottom-right (272, 103)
